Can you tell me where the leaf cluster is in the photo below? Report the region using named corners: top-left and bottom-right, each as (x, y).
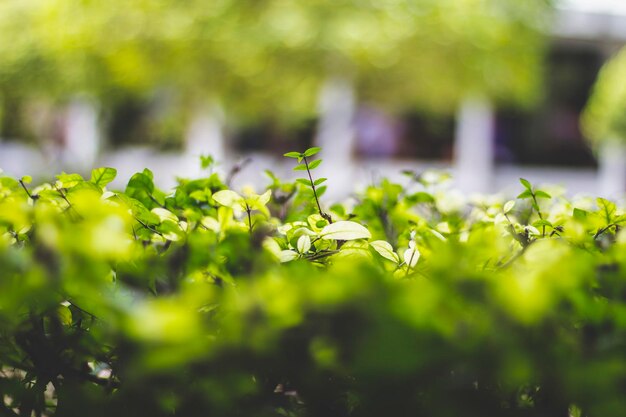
top-left (1, 162), bottom-right (626, 417)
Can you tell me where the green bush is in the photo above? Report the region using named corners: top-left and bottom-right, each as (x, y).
top-left (1, 151), bottom-right (626, 416)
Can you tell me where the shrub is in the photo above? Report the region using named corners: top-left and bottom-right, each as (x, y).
top-left (0, 152), bottom-right (625, 417)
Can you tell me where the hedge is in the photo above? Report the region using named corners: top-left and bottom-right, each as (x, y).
top-left (1, 149), bottom-right (626, 417)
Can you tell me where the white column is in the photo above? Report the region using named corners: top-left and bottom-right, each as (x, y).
top-left (183, 104), bottom-right (227, 177)
top-left (453, 95), bottom-right (496, 194)
top-left (64, 98), bottom-right (100, 171)
top-left (597, 139), bottom-right (626, 198)
top-left (314, 77), bottom-right (356, 200)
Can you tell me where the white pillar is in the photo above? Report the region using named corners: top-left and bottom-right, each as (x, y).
top-left (597, 139), bottom-right (626, 198)
top-left (453, 95), bottom-right (496, 194)
top-left (314, 77), bottom-right (356, 200)
top-left (64, 98), bottom-right (100, 171)
top-left (183, 104), bottom-right (227, 177)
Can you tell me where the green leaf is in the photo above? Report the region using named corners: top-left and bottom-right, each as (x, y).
top-left (279, 250), bottom-right (299, 263)
top-left (534, 190), bottom-right (551, 199)
top-left (246, 189), bottom-right (272, 211)
top-left (533, 219), bottom-right (553, 228)
top-left (127, 172), bottom-right (155, 194)
top-left (90, 167), bottom-right (117, 187)
top-left (283, 152), bottom-right (302, 159)
top-left (20, 175), bottom-right (32, 184)
top-left (308, 159), bottom-right (322, 170)
top-left (212, 190), bottom-right (244, 209)
top-left (296, 178), bottom-right (312, 186)
top-left (303, 147), bottom-right (321, 157)
top-left (406, 192), bottom-right (435, 204)
top-left (56, 172), bottom-right (84, 188)
top-left (200, 155), bottom-right (215, 169)
top-left (297, 235), bottom-right (311, 254)
top-left (519, 178), bottom-right (532, 190)
top-left (293, 164), bottom-right (308, 171)
top-left (320, 221), bottom-right (371, 240)
top-left (314, 178), bottom-right (327, 186)
top-left (597, 198), bottom-right (616, 223)
top-left (403, 247), bottom-right (420, 268)
top-left (317, 186), bottom-right (327, 197)
top-left (370, 240), bottom-right (400, 263)
top-left (517, 190), bottom-right (533, 199)
top-left (573, 208), bottom-right (588, 220)
top-left (503, 200), bottom-right (515, 213)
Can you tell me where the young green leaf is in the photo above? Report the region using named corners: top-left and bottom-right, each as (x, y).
top-left (534, 190), bottom-right (551, 199)
top-left (296, 178), bottom-right (312, 186)
top-left (212, 190), bottom-right (245, 209)
top-left (517, 190), bottom-right (533, 199)
top-left (21, 175), bottom-right (32, 184)
top-left (293, 165), bottom-right (308, 171)
top-left (320, 221), bottom-right (371, 240)
top-left (519, 178), bottom-right (532, 190)
top-left (503, 200), bottom-right (515, 214)
top-left (314, 178), bottom-right (327, 186)
top-left (308, 159), bottom-right (322, 170)
top-left (573, 208), bottom-right (588, 220)
top-left (90, 167), bottom-right (117, 188)
top-left (283, 152), bottom-right (302, 159)
top-left (303, 147), bottom-right (321, 157)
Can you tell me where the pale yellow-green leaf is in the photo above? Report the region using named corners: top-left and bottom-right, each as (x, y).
top-left (200, 216), bottom-right (220, 233)
top-left (320, 221), bottom-right (371, 241)
top-left (370, 240), bottom-right (400, 264)
top-left (403, 247), bottom-right (420, 268)
top-left (212, 190), bottom-right (244, 209)
top-left (504, 200), bottom-right (516, 214)
top-left (297, 235), bottom-right (311, 254)
top-left (262, 237), bottom-right (283, 260)
top-left (279, 250), bottom-right (299, 263)
top-left (151, 208), bottom-right (178, 223)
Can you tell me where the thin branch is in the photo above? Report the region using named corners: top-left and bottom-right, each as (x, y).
top-left (303, 156), bottom-right (332, 224)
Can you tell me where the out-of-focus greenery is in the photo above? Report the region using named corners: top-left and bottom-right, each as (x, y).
top-left (0, 0), bottom-right (552, 130)
top-left (2, 152), bottom-right (626, 416)
top-left (582, 46), bottom-right (626, 145)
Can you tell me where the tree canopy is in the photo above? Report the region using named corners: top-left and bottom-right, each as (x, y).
top-left (0, 0), bottom-right (553, 126)
top-left (582, 46), bottom-right (626, 145)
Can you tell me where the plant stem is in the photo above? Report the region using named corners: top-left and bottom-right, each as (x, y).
top-left (18, 179), bottom-right (34, 200)
top-left (303, 156), bottom-right (332, 224)
top-left (246, 205), bottom-right (253, 233)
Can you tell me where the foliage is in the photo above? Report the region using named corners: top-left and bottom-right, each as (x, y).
top-left (582, 46), bottom-right (626, 145)
top-left (1, 156), bottom-right (626, 416)
top-left (0, 0), bottom-right (552, 129)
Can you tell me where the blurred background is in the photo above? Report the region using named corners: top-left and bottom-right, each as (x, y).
top-left (1, 0), bottom-right (626, 197)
